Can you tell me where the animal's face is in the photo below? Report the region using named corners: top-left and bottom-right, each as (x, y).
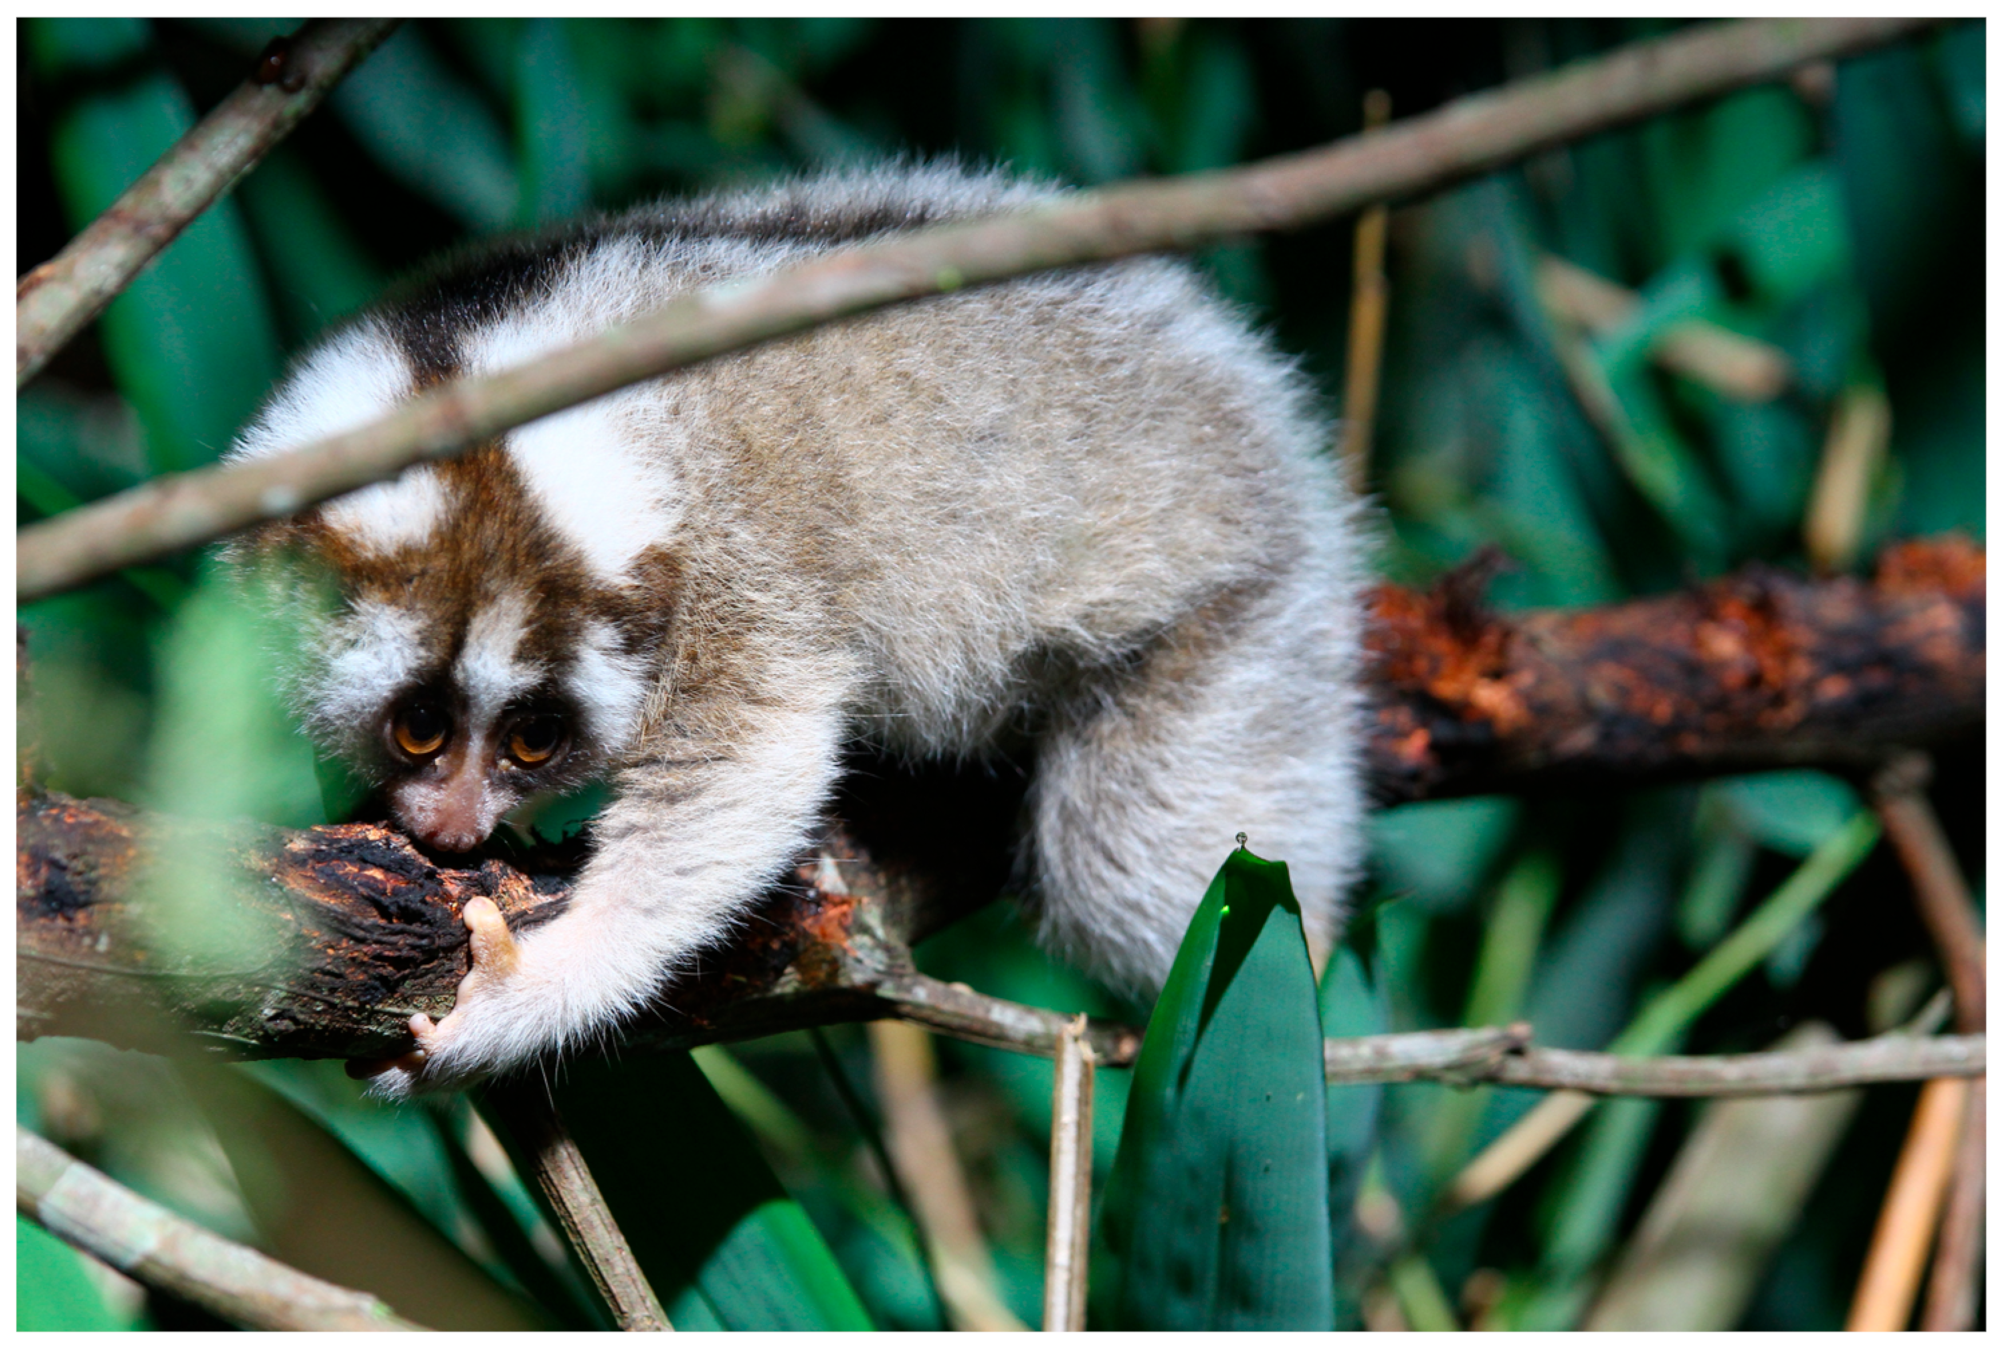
top-left (254, 513), bottom-right (670, 852)
top-left (227, 317), bottom-right (684, 853)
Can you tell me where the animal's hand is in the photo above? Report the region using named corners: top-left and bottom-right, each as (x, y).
top-left (348, 897), bottom-right (522, 1097)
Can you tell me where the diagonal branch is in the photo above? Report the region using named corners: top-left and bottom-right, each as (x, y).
top-left (16, 19), bottom-right (401, 387)
top-left (18, 1124), bottom-right (424, 1331)
top-left (14, 17), bottom-right (1943, 603)
top-left (473, 1082), bottom-right (669, 1332)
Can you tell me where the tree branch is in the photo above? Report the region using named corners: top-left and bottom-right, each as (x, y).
top-left (17, 1124), bottom-right (423, 1331)
top-left (1870, 752), bottom-right (1986, 1332)
top-left (16, 785), bottom-right (1982, 1098)
top-left (15, 19), bottom-right (401, 387)
top-left (14, 17), bottom-right (1942, 603)
top-left (1323, 1025), bottom-right (1985, 1096)
top-left (1365, 536), bottom-right (1983, 803)
top-left (473, 1082), bottom-right (669, 1332)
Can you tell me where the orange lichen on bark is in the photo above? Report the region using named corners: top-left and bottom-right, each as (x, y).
top-left (1363, 541), bottom-right (1984, 801)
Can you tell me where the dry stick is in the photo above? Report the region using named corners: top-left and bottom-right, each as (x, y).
top-left (1874, 754), bottom-right (1986, 1032)
top-left (1340, 88), bottom-right (1393, 493)
top-left (1803, 384), bottom-right (1893, 573)
top-left (869, 1020), bottom-right (1027, 1332)
top-left (1042, 1014), bottom-right (1096, 1332)
top-left (1325, 1028), bottom-right (1983, 1096)
top-left (1445, 812), bottom-right (1880, 1210)
top-left (1534, 253), bottom-right (1791, 401)
top-left (875, 979), bottom-right (1980, 1096)
top-left (15, 18), bottom-right (401, 386)
top-left (1925, 1084), bottom-right (1986, 1331)
top-left (1846, 1076), bottom-right (1969, 1331)
top-left (478, 1080), bottom-right (670, 1332)
top-left (17, 1124), bottom-right (423, 1332)
top-left (15, 16), bottom-right (1941, 603)
top-left (1870, 753), bottom-right (1986, 1332)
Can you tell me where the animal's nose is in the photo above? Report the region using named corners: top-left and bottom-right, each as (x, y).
top-left (420, 825), bottom-right (483, 854)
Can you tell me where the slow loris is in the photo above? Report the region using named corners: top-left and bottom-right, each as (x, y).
top-left (228, 163), bottom-right (1369, 1095)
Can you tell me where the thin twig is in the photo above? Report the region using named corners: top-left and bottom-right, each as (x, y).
top-left (1873, 754), bottom-right (1985, 1032)
top-left (1534, 253), bottom-right (1792, 400)
top-left (1846, 1075), bottom-right (1968, 1331)
top-left (879, 970), bottom-right (1143, 1067)
top-left (1922, 1079), bottom-right (1985, 1332)
top-left (1340, 88), bottom-right (1392, 493)
top-left (1870, 752), bottom-right (1986, 1331)
top-left (476, 1080), bottom-right (670, 1332)
top-left (1042, 1014), bottom-right (1095, 1332)
top-left (1325, 1027), bottom-right (1984, 1096)
top-left (1803, 384), bottom-right (1892, 573)
top-left (16, 1124), bottom-right (423, 1331)
top-left (14, 17), bottom-right (1941, 603)
top-left (869, 1020), bottom-right (1027, 1331)
top-left (1444, 814), bottom-right (1881, 1209)
top-left (15, 19), bottom-right (401, 386)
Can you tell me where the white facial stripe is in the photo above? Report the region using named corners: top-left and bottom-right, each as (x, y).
top-left (314, 598), bottom-right (427, 733)
top-left (458, 241), bottom-right (682, 584)
top-left (565, 619), bottom-right (648, 752)
top-left (505, 399), bottom-right (679, 583)
top-left (320, 467), bottom-right (453, 557)
top-left (456, 591), bottom-right (541, 726)
top-left (230, 321), bottom-right (412, 463)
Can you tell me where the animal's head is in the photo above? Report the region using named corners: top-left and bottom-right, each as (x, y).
top-left (226, 311), bottom-right (682, 853)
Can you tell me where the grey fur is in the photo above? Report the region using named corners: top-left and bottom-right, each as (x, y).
top-left (230, 163), bottom-right (1371, 1091)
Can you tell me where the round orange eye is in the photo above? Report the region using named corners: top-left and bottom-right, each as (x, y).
top-left (509, 714), bottom-right (563, 765)
top-left (392, 704), bottom-right (449, 757)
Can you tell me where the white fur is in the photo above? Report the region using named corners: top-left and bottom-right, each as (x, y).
top-left (230, 321), bottom-right (413, 462)
top-left (228, 322), bottom-right (450, 555)
top-left (566, 619), bottom-right (649, 753)
top-left (468, 241), bottom-right (684, 583)
top-left (505, 400), bottom-right (681, 583)
top-left (455, 591), bottom-right (540, 727)
top-left (312, 598), bottom-right (429, 744)
top-left (320, 468), bottom-right (453, 557)
top-left (242, 165), bottom-right (1372, 1095)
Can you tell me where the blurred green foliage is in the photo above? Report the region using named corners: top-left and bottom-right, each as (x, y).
top-left (16, 18), bottom-right (1983, 1332)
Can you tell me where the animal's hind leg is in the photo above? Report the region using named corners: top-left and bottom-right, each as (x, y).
top-left (1025, 574), bottom-right (1367, 1000)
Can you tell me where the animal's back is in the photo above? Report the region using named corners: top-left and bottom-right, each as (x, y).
top-left (423, 164), bottom-right (1360, 758)
top-left (233, 163), bottom-right (1367, 1075)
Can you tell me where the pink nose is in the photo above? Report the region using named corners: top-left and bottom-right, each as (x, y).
top-left (420, 824), bottom-right (485, 854)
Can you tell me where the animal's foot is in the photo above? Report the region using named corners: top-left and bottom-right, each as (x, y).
top-left (347, 896), bottom-right (523, 1097)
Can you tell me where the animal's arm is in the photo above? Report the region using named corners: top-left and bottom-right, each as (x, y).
top-left (372, 642), bottom-right (858, 1094)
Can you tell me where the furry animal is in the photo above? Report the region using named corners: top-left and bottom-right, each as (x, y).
top-left (228, 163), bottom-right (1369, 1094)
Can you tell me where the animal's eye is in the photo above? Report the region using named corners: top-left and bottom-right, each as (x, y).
top-left (508, 714), bottom-right (564, 765)
top-left (391, 703), bottom-right (450, 758)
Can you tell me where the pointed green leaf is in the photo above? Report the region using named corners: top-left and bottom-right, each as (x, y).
top-left (1100, 848), bottom-right (1333, 1330)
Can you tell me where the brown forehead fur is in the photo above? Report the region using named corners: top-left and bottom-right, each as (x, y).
top-left (248, 445), bottom-right (681, 710)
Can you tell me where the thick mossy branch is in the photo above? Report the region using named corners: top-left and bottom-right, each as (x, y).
top-left (16, 545), bottom-right (1983, 1071)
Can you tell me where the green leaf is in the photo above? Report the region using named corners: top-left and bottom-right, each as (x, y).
top-left (30, 17), bottom-right (281, 475)
top-left (1319, 944), bottom-right (1386, 1251)
top-left (1100, 847), bottom-right (1333, 1330)
top-left (514, 1051), bottom-right (873, 1330)
top-left (1712, 770), bottom-right (1863, 859)
top-left (331, 25), bottom-right (520, 231)
top-left (516, 19), bottom-right (592, 225)
top-left (16, 1214), bottom-right (144, 1331)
